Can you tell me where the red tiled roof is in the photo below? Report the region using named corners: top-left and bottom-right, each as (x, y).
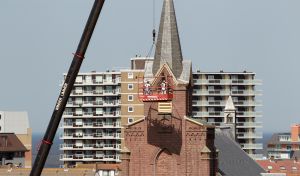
top-left (0, 133), bottom-right (27, 152)
top-left (257, 159), bottom-right (300, 175)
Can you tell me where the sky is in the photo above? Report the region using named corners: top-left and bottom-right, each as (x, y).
top-left (0, 0), bottom-right (300, 133)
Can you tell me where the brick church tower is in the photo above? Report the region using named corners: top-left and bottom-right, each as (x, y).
top-left (121, 0), bottom-right (217, 175)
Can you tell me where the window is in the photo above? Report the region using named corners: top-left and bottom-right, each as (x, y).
top-left (128, 106), bottom-right (134, 112)
top-left (75, 76), bottom-right (83, 83)
top-left (267, 166), bottom-right (273, 170)
top-left (128, 95), bottom-right (133, 101)
top-left (75, 108), bottom-right (83, 115)
top-left (128, 118), bottom-right (134, 124)
top-left (292, 166), bottom-right (297, 170)
top-left (0, 114), bottom-right (1, 120)
top-left (128, 72), bottom-right (133, 79)
top-left (207, 75), bottom-right (214, 80)
top-left (128, 84), bottom-right (133, 90)
top-left (96, 108), bottom-right (103, 115)
top-left (95, 75), bottom-right (103, 83)
top-left (280, 166), bottom-right (286, 170)
top-left (102, 170), bottom-right (109, 176)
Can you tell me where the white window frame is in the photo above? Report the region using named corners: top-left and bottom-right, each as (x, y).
top-left (128, 95), bottom-right (134, 101)
top-left (128, 72), bottom-right (133, 79)
top-left (128, 106), bottom-right (134, 112)
top-left (128, 117), bottom-right (134, 124)
top-left (128, 84), bottom-right (133, 90)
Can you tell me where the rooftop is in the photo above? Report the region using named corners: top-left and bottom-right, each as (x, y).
top-left (0, 133), bottom-right (27, 152)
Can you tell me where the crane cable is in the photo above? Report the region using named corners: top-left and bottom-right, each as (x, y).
top-left (146, 0), bottom-right (156, 58)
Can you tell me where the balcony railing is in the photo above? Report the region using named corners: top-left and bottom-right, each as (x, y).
top-left (61, 122), bottom-right (121, 128)
top-left (193, 79), bottom-right (262, 85)
top-left (248, 154), bottom-right (263, 160)
top-left (240, 143), bottom-right (263, 150)
top-left (60, 133), bottom-right (121, 139)
top-left (193, 90), bottom-right (262, 96)
top-left (237, 132), bottom-right (263, 139)
top-left (192, 111), bottom-right (224, 117)
top-left (192, 100), bottom-right (262, 107)
top-left (60, 154), bottom-right (121, 161)
top-left (236, 122), bottom-right (263, 128)
top-left (73, 78), bottom-right (121, 85)
top-left (60, 144), bottom-right (121, 150)
top-left (62, 111), bottom-right (121, 117)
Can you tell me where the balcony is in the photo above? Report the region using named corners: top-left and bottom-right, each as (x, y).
top-left (192, 100), bottom-right (224, 106)
top-left (192, 89), bottom-right (262, 96)
top-left (192, 100), bottom-right (262, 107)
top-left (236, 111), bottom-right (262, 117)
top-left (237, 132), bottom-right (263, 139)
top-left (61, 122), bottom-right (121, 129)
top-left (62, 111), bottom-right (121, 118)
top-left (248, 154), bottom-right (263, 160)
top-left (60, 133), bottom-right (121, 139)
top-left (193, 79), bottom-right (262, 85)
top-left (60, 144), bottom-right (121, 150)
top-left (192, 111), bottom-right (224, 117)
top-left (267, 148), bottom-right (293, 152)
top-left (236, 122), bottom-right (263, 128)
top-left (240, 143), bottom-right (263, 150)
top-left (73, 78), bottom-right (120, 85)
top-left (60, 154), bottom-right (121, 162)
top-left (233, 100), bottom-right (263, 106)
top-left (103, 89), bottom-right (120, 95)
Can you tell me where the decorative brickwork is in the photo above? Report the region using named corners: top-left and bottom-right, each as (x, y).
top-left (121, 65), bottom-right (217, 176)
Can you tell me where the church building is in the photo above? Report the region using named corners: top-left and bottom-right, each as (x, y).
top-left (120, 0), bottom-right (218, 175)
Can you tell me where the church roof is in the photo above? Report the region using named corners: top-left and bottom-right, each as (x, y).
top-left (215, 129), bottom-right (265, 176)
top-left (152, 0), bottom-right (183, 78)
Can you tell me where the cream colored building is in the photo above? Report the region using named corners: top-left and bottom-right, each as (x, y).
top-left (60, 71), bottom-right (122, 167)
top-left (0, 111), bottom-right (32, 168)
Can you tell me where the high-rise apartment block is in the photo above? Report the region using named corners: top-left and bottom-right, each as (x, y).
top-left (59, 72), bottom-right (122, 166)
top-left (60, 68), bottom-right (263, 166)
top-left (192, 72), bottom-right (263, 159)
top-left (60, 0), bottom-right (263, 166)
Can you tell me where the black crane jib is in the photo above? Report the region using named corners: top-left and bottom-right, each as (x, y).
top-left (30, 1), bottom-right (106, 175)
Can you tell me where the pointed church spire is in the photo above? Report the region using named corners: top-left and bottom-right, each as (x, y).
top-left (152, 0), bottom-right (183, 78)
top-left (225, 96), bottom-right (236, 111)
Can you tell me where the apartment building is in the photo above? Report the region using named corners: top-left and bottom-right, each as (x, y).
top-left (0, 111), bottom-right (32, 168)
top-left (60, 71), bottom-right (122, 167)
top-left (267, 124), bottom-right (300, 159)
top-left (192, 72), bottom-right (263, 158)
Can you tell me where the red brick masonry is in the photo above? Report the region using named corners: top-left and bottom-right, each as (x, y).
top-left (121, 66), bottom-right (217, 176)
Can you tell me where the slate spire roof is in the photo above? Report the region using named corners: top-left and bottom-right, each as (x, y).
top-left (152, 0), bottom-right (183, 78)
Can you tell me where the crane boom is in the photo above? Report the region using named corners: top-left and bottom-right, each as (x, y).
top-left (30, 1), bottom-right (106, 175)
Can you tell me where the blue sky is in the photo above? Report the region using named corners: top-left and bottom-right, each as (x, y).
top-left (0, 0), bottom-right (300, 133)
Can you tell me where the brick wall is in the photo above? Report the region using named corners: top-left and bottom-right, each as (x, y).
top-left (122, 70), bottom-right (217, 175)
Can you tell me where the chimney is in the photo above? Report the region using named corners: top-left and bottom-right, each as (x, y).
top-left (269, 156), bottom-right (276, 163)
top-left (291, 124), bottom-right (300, 142)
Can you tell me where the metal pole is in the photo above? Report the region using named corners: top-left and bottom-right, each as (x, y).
top-left (30, 0), bottom-right (106, 175)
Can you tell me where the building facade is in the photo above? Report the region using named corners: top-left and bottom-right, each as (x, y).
top-left (60, 72), bottom-right (122, 166)
top-left (192, 72), bottom-right (263, 158)
top-left (0, 111), bottom-right (32, 168)
top-left (267, 124), bottom-right (300, 159)
top-left (121, 0), bottom-right (218, 174)
top-left (60, 0), bottom-right (263, 167)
